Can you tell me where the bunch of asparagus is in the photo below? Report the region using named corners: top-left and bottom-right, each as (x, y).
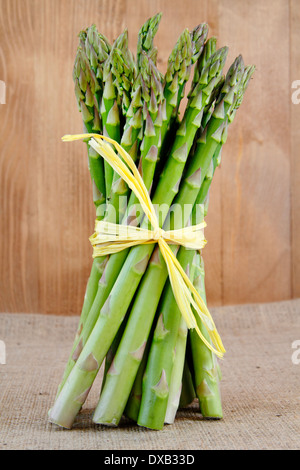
top-left (49, 14), bottom-right (254, 430)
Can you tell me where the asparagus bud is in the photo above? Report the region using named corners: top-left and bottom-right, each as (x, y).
top-left (137, 13), bottom-right (162, 67)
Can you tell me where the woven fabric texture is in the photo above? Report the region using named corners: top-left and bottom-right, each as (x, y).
top-left (0, 300), bottom-right (299, 450)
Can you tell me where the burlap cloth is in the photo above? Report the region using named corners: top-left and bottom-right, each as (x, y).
top-left (0, 299), bottom-right (299, 450)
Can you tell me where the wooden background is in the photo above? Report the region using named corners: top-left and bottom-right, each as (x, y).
top-left (0, 0), bottom-right (299, 315)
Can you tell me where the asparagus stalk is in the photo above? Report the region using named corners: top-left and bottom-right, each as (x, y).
top-left (178, 358), bottom-right (196, 409)
top-left (55, 53), bottom-right (164, 394)
top-left (165, 254), bottom-right (211, 424)
top-left (137, 248), bottom-right (198, 430)
top-left (159, 24), bottom-right (208, 157)
top-left (123, 59), bottom-right (164, 226)
top-left (190, 24), bottom-right (209, 64)
top-left (164, 315), bottom-right (190, 424)
top-left (75, 46), bottom-right (226, 363)
top-left (101, 58), bottom-right (165, 390)
top-left (55, 33), bottom-right (135, 397)
top-left (73, 37), bottom-right (107, 207)
top-left (54, 28), bottom-right (112, 402)
top-left (101, 32), bottom-right (130, 197)
top-left (171, 66), bottom-right (255, 418)
top-left (65, 27), bottom-right (110, 359)
top-left (100, 29), bottom-right (140, 204)
top-left (77, 35), bottom-right (111, 186)
top-left (137, 186), bottom-right (209, 430)
top-left (189, 252), bottom-right (223, 418)
top-left (124, 342), bottom-right (149, 421)
top-left (187, 176), bottom-right (222, 417)
top-left (136, 13), bottom-right (162, 68)
top-left (110, 43), bottom-right (136, 120)
top-left (61, 45), bottom-right (220, 385)
top-left (125, 196), bottom-right (205, 423)
top-left (175, 156), bottom-right (218, 412)
top-left (48, 49), bottom-right (230, 429)
top-left (92, 150), bottom-right (212, 427)
top-left (100, 37), bottom-right (197, 400)
top-left (102, 41), bottom-right (137, 224)
top-left (127, 26), bottom-right (202, 222)
top-left (189, 64), bottom-right (255, 418)
top-left (124, 315), bottom-right (158, 422)
top-left (165, 251), bottom-right (200, 423)
top-left (100, 307), bottom-right (130, 392)
top-left (92, 57), bottom-right (244, 428)
top-left (117, 13), bottom-right (162, 160)
top-left (190, 36), bottom-right (217, 96)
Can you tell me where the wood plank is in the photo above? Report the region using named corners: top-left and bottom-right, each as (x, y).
top-left (0, 0), bottom-right (294, 314)
top-left (210, 0), bottom-right (292, 306)
top-left (290, 0), bottom-right (300, 298)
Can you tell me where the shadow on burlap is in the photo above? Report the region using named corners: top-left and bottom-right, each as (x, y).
top-left (0, 300), bottom-right (299, 450)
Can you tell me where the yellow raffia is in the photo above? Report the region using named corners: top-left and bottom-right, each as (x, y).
top-left (62, 133), bottom-right (226, 358)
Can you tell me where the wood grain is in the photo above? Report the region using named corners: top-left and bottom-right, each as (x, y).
top-left (290, 0), bottom-right (300, 298)
top-left (0, 0), bottom-right (297, 314)
top-left (209, 0), bottom-right (292, 305)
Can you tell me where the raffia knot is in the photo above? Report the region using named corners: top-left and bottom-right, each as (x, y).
top-left (153, 227), bottom-right (165, 241)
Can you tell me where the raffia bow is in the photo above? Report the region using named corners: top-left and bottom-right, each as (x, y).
top-left (63, 133), bottom-right (225, 358)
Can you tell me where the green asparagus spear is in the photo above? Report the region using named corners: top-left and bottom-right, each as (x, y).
top-left (48, 49), bottom-right (231, 429)
top-left (101, 32), bottom-right (131, 197)
top-left (92, 57), bottom-right (245, 428)
top-left (165, 315), bottom-right (191, 423)
top-left (177, 358), bottom-right (196, 409)
top-left (101, 58), bottom-right (165, 390)
top-left (123, 147), bottom-right (219, 424)
top-left (55, 31), bottom-right (134, 397)
top-left (190, 24), bottom-right (209, 64)
top-left (73, 42), bottom-right (107, 206)
top-left (60, 43), bottom-right (217, 390)
top-left (111, 12), bottom-right (163, 171)
top-left (110, 46), bottom-right (136, 120)
top-left (55, 53), bottom-right (164, 395)
top-left (124, 315), bottom-right (158, 422)
top-left (137, 248), bottom-right (198, 429)
top-left (137, 195), bottom-right (209, 429)
top-left (70, 46), bottom-right (227, 372)
top-left (190, 64), bottom-right (255, 418)
top-left (67, 27), bottom-right (110, 357)
top-left (189, 253), bottom-right (223, 418)
top-left (102, 41), bottom-right (138, 224)
top-left (190, 36), bottom-right (217, 96)
top-left (165, 252), bottom-right (200, 423)
top-left (78, 25), bottom-right (111, 197)
top-left (159, 24), bottom-right (208, 157)
top-left (136, 13), bottom-right (162, 68)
